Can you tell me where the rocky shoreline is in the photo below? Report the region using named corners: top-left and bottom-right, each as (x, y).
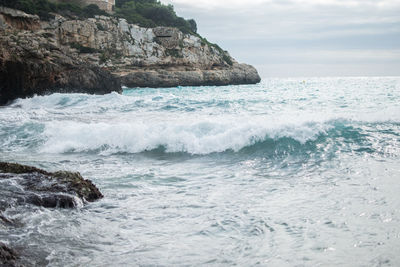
top-left (121, 64), bottom-right (261, 88)
top-left (0, 6), bottom-right (261, 265)
top-left (0, 6), bottom-right (261, 104)
top-left (0, 162), bottom-right (103, 266)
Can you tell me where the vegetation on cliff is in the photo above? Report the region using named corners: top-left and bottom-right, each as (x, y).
top-left (115, 0), bottom-right (197, 34)
top-left (0, 0), bottom-right (232, 63)
top-left (0, 0), bottom-right (197, 33)
top-left (0, 0), bottom-right (108, 20)
top-left (0, 0), bottom-right (260, 104)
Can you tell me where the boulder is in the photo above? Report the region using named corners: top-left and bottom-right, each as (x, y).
top-left (0, 162), bottom-right (104, 266)
top-left (0, 162), bottom-right (103, 208)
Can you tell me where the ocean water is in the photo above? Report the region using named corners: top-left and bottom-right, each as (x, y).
top-left (0, 77), bottom-right (400, 266)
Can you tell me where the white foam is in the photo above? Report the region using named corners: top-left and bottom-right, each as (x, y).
top-left (40, 113), bottom-right (335, 155)
top-left (2, 77), bottom-right (399, 155)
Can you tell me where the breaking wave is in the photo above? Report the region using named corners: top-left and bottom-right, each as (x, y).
top-left (38, 117), bottom-right (389, 156)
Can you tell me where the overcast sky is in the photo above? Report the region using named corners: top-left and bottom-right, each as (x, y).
top-left (163, 0), bottom-right (400, 77)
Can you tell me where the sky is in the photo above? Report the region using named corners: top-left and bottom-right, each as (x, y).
top-left (163, 0), bottom-right (400, 77)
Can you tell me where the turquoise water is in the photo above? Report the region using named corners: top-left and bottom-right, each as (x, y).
top-left (1, 77), bottom-right (400, 266)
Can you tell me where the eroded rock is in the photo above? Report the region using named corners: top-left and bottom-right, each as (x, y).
top-left (0, 162), bottom-right (103, 209)
top-left (0, 162), bottom-right (103, 266)
top-left (0, 7), bottom-right (261, 105)
top-left (121, 64), bottom-right (261, 87)
top-left (0, 40), bottom-right (121, 105)
top-left (0, 6), bottom-right (40, 31)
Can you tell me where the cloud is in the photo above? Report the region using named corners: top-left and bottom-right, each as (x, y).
top-left (163, 0), bottom-right (400, 77)
top-left (165, 0), bottom-right (400, 10)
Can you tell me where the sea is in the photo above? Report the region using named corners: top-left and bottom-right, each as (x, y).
top-left (0, 77), bottom-right (399, 266)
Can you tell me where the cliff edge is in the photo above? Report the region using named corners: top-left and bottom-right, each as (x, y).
top-left (0, 7), bottom-right (261, 104)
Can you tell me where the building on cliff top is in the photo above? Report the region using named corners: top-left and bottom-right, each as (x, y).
top-left (82, 0), bottom-right (115, 12)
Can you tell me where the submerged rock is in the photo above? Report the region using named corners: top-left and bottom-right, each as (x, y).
top-left (0, 213), bottom-right (13, 225)
top-left (0, 162), bottom-right (103, 209)
top-left (0, 242), bottom-right (20, 267)
top-left (0, 162), bottom-right (103, 266)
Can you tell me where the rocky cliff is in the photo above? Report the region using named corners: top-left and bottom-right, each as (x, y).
top-left (0, 7), bottom-right (121, 105)
top-left (0, 7), bottom-right (261, 104)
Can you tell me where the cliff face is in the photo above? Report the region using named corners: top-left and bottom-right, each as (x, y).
top-left (0, 7), bottom-right (121, 105)
top-left (0, 7), bottom-right (261, 104)
top-left (56, 15), bottom-right (260, 87)
top-left (56, 15), bottom-right (234, 70)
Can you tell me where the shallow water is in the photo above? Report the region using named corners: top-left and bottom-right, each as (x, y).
top-left (1, 77), bottom-right (400, 266)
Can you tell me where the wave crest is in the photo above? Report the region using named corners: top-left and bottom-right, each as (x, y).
top-left (40, 117), bottom-right (339, 155)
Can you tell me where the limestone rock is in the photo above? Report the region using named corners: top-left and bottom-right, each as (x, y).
top-left (0, 6), bottom-right (40, 31)
top-left (0, 55), bottom-right (121, 105)
top-left (153, 27), bottom-right (181, 49)
top-left (121, 64), bottom-right (261, 87)
top-left (0, 6), bottom-right (261, 104)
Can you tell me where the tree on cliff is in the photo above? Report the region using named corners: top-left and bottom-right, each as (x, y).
top-left (114, 0), bottom-right (197, 34)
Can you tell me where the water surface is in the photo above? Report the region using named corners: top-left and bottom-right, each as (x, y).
top-left (1, 77), bottom-right (400, 266)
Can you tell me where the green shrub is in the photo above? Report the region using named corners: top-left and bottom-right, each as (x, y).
top-left (187, 19), bottom-right (197, 33)
top-left (99, 52), bottom-right (108, 63)
top-left (0, 0), bottom-right (108, 20)
top-left (70, 43), bottom-right (98, 54)
top-left (223, 54), bottom-right (233, 66)
top-left (96, 23), bottom-right (106, 31)
top-left (115, 0), bottom-right (197, 34)
top-left (1, 0), bottom-right (198, 34)
top-left (82, 4), bottom-right (108, 18)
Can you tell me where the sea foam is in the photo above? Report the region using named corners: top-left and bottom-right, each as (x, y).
top-left (40, 114), bottom-right (335, 155)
